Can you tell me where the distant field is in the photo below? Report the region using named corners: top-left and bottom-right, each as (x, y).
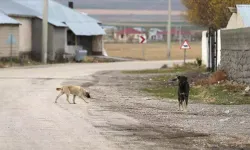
top-left (104, 42), bottom-right (201, 60)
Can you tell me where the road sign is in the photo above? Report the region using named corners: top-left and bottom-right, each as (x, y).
top-left (139, 35), bottom-right (147, 44)
top-left (180, 40), bottom-right (191, 49)
top-left (180, 40), bottom-right (191, 64)
top-left (6, 34), bottom-right (16, 45)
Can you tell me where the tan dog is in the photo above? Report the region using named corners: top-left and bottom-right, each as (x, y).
top-left (55, 85), bottom-right (91, 104)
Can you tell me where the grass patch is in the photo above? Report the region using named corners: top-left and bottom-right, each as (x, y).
top-left (122, 63), bottom-right (206, 74)
top-left (142, 74), bottom-right (250, 105)
top-left (105, 42), bottom-right (201, 60)
top-left (0, 58), bottom-right (42, 68)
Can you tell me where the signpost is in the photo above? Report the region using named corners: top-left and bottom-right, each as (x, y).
top-left (180, 40), bottom-right (191, 64)
top-left (139, 35), bottom-right (147, 60)
top-left (6, 34), bottom-right (16, 67)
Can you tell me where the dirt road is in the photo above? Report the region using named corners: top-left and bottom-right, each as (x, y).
top-left (0, 60), bottom-right (249, 150)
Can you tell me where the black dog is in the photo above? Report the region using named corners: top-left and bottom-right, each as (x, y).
top-left (172, 75), bottom-right (190, 111)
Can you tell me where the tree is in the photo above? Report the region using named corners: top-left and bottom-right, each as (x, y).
top-left (181, 0), bottom-right (250, 29)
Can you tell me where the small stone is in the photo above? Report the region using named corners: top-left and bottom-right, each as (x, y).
top-left (245, 86), bottom-right (250, 92)
top-left (240, 121), bottom-right (245, 124)
top-left (224, 110), bottom-right (230, 114)
top-left (219, 118), bottom-right (230, 122)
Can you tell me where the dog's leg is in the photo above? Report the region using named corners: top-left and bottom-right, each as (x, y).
top-left (179, 100), bottom-right (183, 111)
top-left (80, 96), bottom-right (89, 103)
top-left (66, 94), bottom-right (71, 104)
top-left (72, 95), bottom-right (76, 104)
top-left (180, 99), bottom-right (184, 111)
top-left (178, 97), bottom-right (181, 111)
top-left (182, 100), bottom-right (185, 111)
top-left (55, 92), bottom-right (64, 103)
top-left (184, 96), bottom-right (189, 112)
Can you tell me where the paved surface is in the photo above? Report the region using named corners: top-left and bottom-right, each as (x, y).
top-left (0, 60), bottom-right (194, 150)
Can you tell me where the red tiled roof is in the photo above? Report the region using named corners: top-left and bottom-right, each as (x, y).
top-left (116, 28), bottom-right (143, 35)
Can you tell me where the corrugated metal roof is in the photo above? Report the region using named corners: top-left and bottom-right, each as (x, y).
top-left (236, 5), bottom-right (250, 27)
top-left (14, 0), bottom-right (100, 23)
top-left (0, 1), bottom-right (39, 17)
top-left (66, 22), bottom-right (106, 36)
top-left (13, 0), bottom-right (105, 35)
top-left (0, 12), bottom-right (20, 24)
top-left (0, 0), bottom-right (105, 35)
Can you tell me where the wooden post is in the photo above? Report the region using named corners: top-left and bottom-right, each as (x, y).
top-left (184, 48), bottom-right (186, 64)
top-left (10, 34), bottom-right (13, 67)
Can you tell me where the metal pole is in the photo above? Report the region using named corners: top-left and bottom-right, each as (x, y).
top-left (167, 0), bottom-right (172, 59)
top-left (42, 0), bottom-right (48, 64)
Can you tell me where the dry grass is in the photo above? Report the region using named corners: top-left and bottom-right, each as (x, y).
top-left (104, 42), bottom-right (201, 60)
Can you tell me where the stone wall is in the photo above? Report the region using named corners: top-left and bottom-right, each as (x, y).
top-left (220, 27), bottom-right (250, 83)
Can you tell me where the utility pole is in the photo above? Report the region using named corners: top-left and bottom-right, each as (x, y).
top-left (167, 0), bottom-right (172, 59)
top-left (42, 0), bottom-right (48, 64)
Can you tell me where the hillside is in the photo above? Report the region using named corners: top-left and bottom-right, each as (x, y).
top-left (54, 0), bottom-right (185, 10)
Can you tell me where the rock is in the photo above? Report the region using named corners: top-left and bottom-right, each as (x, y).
top-left (160, 64), bottom-right (168, 69)
top-left (219, 117), bottom-right (230, 122)
top-left (245, 86), bottom-right (250, 92)
top-left (243, 86), bottom-right (250, 96)
top-left (224, 110), bottom-right (230, 114)
top-left (240, 121), bottom-right (245, 124)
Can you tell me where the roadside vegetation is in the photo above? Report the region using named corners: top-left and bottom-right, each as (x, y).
top-left (123, 60), bottom-right (250, 105)
top-left (0, 56), bottom-right (117, 68)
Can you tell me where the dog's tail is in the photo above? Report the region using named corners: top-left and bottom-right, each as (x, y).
top-left (56, 87), bottom-right (62, 91)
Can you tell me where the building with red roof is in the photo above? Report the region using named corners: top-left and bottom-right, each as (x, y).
top-left (114, 28), bottom-right (146, 43)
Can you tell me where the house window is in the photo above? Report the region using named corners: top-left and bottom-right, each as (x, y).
top-left (67, 29), bottom-right (75, 45)
top-left (121, 34), bottom-right (124, 39)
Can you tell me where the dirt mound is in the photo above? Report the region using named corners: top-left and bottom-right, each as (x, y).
top-left (208, 70), bottom-right (227, 84)
top-left (194, 70), bottom-right (227, 85)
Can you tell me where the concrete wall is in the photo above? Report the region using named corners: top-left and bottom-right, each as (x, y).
top-left (0, 25), bottom-right (19, 57)
top-left (201, 31), bottom-right (209, 66)
top-left (226, 13), bottom-right (245, 29)
top-left (32, 18), bottom-right (66, 62)
top-left (201, 29), bottom-right (222, 67)
top-left (47, 23), bottom-right (54, 61)
top-left (31, 18), bottom-right (42, 61)
top-left (12, 17), bottom-right (32, 54)
top-left (53, 27), bottom-right (66, 61)
top-left (92, 35), bottom-right (103, 55)
top-left (220, 27), bottom-right (250, 83)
